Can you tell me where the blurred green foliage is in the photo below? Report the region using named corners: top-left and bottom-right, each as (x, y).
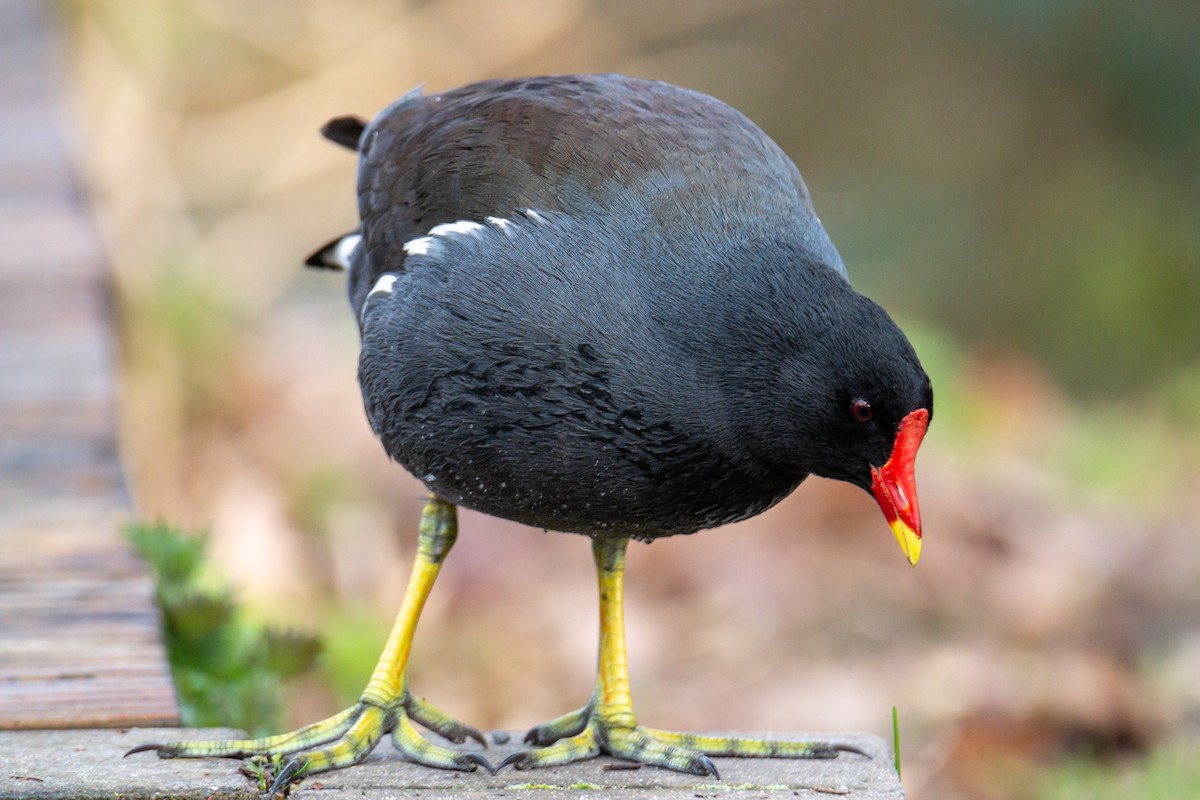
top-left (1037, 744), bottom-right (1200, 800)
top-left (127, 521), bottom-right (320, 735)
top-left (314, 605), bottom-right (391, 707)
top-left (793, 0), bottom-right (1200, 397)
top-left (122, 261), bottom-right (247, 426)
top-left (905, 316), bottom-right (1196, 506)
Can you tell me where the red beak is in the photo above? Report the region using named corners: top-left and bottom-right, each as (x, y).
top-left (870, 408), bottom-right (928, 566)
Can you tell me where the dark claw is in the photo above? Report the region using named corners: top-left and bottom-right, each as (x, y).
top-left (432, 723), bottom-right (488, 747)
top-left (835, 744), bottom-right (871, 758)
top-left (123, 743), bottom-right (168, 758)
top-left (694, 754), bottom-right (720, 779)
top-left (462, 725), bottom-right (489, 748)
top-left (523, 725), bottom-right (562, 746)
top-left (267, 758), bottom-right (304, 795)
top-left (497, 751), bottom-right (529, 771)
top-left (462, 752), bottom-right (497, 775)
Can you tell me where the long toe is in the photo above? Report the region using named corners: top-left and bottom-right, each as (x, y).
top-left (502, 722), bottom-right (715, 776)
top-left (503, 718), bottom-right (861, 777)
top-left (639, 728), bottom-right (861, 761)
top-left (390, 714), bottom-right (492, 772)
top-left (523, 705), bottom-right (592, 747)
top-left (503, 729), bottom-right (601, 770)
top-left (259, 703), bottom-right (392, 790)
top-left (124, 695), bottom-right (492, 790)
top-left (403, 692), bottom-right (488, 746)
top-left (125, 705), bottom-right (361, 761)
top-left (602, 726), bottom-right (720, 776)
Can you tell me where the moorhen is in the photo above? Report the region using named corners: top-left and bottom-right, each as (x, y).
top-left (130, 74), bottom-right (933, 790)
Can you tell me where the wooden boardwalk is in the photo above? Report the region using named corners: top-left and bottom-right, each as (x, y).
top-left (0, 0), bottom-right (179, 729)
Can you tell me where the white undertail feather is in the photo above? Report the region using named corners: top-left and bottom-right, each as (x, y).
top-left (334, 234), bottom-right (362, 268)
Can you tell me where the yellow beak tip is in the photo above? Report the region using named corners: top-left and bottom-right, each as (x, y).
top-left (891, 521), bottom-right (922, 567)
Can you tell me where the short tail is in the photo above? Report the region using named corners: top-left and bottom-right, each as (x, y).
top-left (305, 232), bottom-right (361, 271)
top-left (320, 115), bottom-right (367, 151)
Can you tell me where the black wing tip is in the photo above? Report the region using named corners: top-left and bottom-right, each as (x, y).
top-left (321, 115), bottom-right (368, 151)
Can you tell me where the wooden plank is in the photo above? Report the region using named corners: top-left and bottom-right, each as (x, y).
top-left (0, 0), bottom-right (180, 730)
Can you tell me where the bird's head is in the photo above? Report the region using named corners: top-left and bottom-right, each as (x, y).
top-left (765, 279), bottom-right (933, 566)
top-left (815, 303), bottom-right (930, 565)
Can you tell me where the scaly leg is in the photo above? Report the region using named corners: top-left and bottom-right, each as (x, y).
top-left (127, 497), bottom-right (491, 791)
top-left (503, 535), bottom-right (864, 778)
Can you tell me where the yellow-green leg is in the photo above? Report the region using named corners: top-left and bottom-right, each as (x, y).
top-left (127, 498), bottom-right (491, 791)
top-left (503, 535), bottom-right (865, 778)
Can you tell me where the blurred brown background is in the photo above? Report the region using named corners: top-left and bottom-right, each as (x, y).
top-left (55, 1), bottom-right (1200, 798)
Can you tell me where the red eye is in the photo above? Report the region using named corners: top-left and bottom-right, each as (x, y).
top-left (851, 398), bottom-right (873, 422)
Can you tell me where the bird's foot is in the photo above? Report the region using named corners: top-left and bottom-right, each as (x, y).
top-left (126, 691), bottom-right (492, 793)
top-left (505, 705), bottom-right (866, 778)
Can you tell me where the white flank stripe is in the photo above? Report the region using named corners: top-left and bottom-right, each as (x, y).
top-left (486, 216), bottom-right (513, 233)
top-left (369, 274), bottom-right (397, 297)
top-left (361, 273), bottom-right (398, 326)
top-left (428, 220), bottom-right (484, 238)
top-left (403, 236), bottom-right (435, 256)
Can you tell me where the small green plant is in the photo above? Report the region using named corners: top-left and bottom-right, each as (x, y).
top-left (127, 521), bottom-right (319, 735)
top-left (239, 753), bottom-right (308, 795)
top-left (892, 705), bottom-right (901, 780)
top-left (239, 757), bottom-right (270, 792)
